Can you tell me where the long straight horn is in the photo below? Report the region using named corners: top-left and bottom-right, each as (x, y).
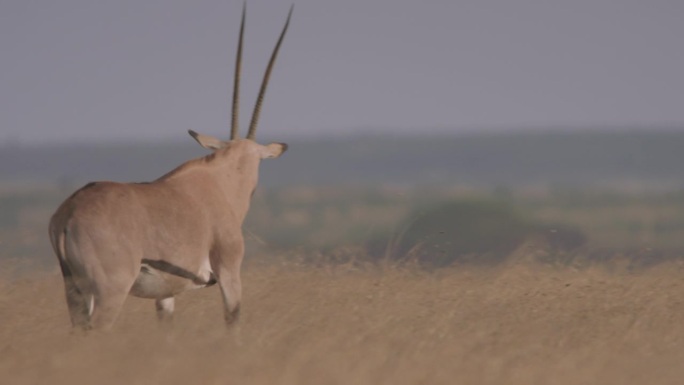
top-left (231, 3), bottom-right (247, 140)
top-left (246, 5), bottom-right (294, 140)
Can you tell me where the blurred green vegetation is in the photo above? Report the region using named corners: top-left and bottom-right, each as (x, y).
top-left (245, 186), bottom-right (683, 266)
top-left (2, 184), bottom-right (684, 269)
top-left (366, 199), bottom-right (584, 267)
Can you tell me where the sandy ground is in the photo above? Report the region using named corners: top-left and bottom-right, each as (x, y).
top-left (2, 260), bottom-right (684, 385)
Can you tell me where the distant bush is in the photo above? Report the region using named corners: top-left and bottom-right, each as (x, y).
top-left (368, 199), bottom-right (585, 267)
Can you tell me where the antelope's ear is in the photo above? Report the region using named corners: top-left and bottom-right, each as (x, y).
top-left (188, 130), bottom-right (227, 150)
top-left (260, 142), bottom-right (289, 159)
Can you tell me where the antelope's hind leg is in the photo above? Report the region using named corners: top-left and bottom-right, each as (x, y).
top-left (58, 259), bottom-right (92, 330)
top-left (88, 271), bottom-right (137, 331)
top-left (89, 289), bottom-right (130, 331)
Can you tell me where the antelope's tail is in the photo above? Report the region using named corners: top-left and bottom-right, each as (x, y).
top-left (49, 217), bottom-right (94, 328)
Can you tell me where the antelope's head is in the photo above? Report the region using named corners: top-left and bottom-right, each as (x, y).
top-left (189, 4), bottom-right (291, 179)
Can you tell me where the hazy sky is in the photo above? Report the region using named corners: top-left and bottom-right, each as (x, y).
top-left (2, 0), bottom-right (684, 144)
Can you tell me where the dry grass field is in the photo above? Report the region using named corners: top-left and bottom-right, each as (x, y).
top-left (3, 257), bottom-right (684, 385)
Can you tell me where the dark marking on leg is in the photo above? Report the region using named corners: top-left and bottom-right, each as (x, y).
top-left (59, 260), bottom-right (91, 329)
top-left (58, 257), bottom-right (72, 278)
top-left (141, 259), bottom-right (216, 286)
top-left (207, 272), bottom-right (217, 286)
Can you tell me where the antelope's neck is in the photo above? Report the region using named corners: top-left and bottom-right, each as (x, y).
top-left (161, 159), bottom-right (258, 225)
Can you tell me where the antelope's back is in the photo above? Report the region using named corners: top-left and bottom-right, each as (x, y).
top-left (52, 181), bottom-right (135, 224)
top-left (49, 179), bottom-right (218, 265)
top-left (49, 182), bottom-right (148, 254)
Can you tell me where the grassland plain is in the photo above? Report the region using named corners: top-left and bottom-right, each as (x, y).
top-left (3, 256), bottom-right (684, 385)
top-left (3, 183), bottom-right (684, 384)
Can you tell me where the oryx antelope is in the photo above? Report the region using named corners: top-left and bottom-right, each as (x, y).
top-left (49, 5), bottom-right (293, 330)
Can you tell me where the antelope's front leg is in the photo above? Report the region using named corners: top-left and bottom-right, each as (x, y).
top-left (216, 264), bottom-right (242, 325)
top-left (212, 240), bottom-right (244, 326)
